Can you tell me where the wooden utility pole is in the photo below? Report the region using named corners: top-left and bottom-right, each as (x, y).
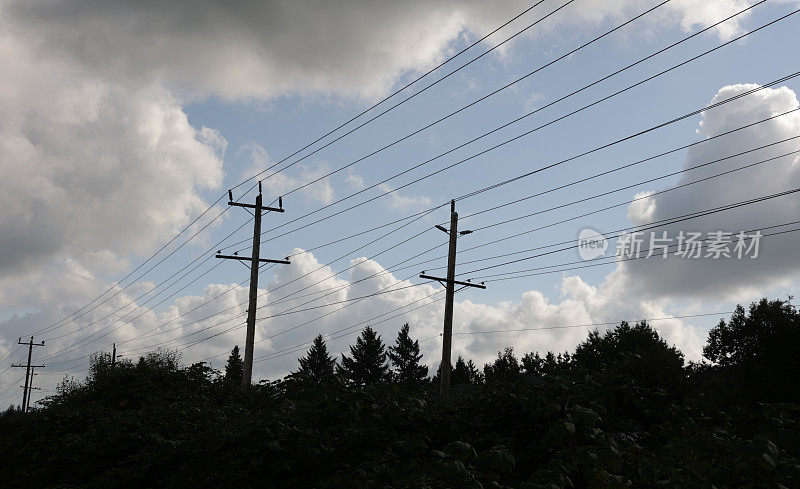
top-left (217, 183), bottom-right (290, 386)
top-left (420, 200), bottom-right (485, 392)
top-left (111, 343), bottom-right (116, 369)
top-left (20, 367), bottom-right (41, 413)
top-left (12, 336), bottom-right (45, 413)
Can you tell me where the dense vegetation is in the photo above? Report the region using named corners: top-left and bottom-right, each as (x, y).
top-left (2, 300), bottom-right (800, 488)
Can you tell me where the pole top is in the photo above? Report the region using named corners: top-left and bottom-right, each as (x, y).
top-left (258, 180), bottom-right (262, 194)
top-left (450, 199), bottom-right (455, 213)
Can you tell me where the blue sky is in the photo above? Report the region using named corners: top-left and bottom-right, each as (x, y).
top-left (1, 0), bottom-right (799, 408)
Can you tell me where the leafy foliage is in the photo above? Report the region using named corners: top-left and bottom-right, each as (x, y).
top-left (703, 298), bottom-right (800, 402)
top-left (572, 320), bottom-right (685, 391)
top-left (2, 300), bottom-right (800, 488)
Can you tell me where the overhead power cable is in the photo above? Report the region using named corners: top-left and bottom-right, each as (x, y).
top-left (27, 0), bottom-right (546, 341)
top-left (224, 9), bottom-right (795, 252)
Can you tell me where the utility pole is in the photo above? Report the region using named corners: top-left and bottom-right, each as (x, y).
top-left (217, 182), bottom-right (290, 386)
top-left (111, 343), bottom-right (116, 369)
top-left (420, 200), bottom-right (485, 392)
top-left (12, 336), bottom-right (45, 413)
top-left (19, 367), bottom-right (41, 413)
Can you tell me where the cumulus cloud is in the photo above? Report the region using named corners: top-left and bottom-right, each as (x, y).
top-left (239, 142), bottom-right (335, 205)
top-left (377, 183), bottom-right (434, 212)
top-left (1, 0), bottom-right (794, 406)
top-left (617, 84), bottom-right (800, 300)
top-left (2, 0), bottom-right (771, 102)
top-left (0, 33), bottom-right (226, 285)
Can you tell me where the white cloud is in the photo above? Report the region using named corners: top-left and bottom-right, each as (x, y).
top-left (618, 84), bottom-right (800, 300)
top-left (2, 0), bottom-right (797, 406)
top-left (2, 0), bottom-right (771, 103)
top-left (0, 34), bottom-right (226, 287)
top-left (239, 141), bottom-right (335, 205)
top-left (378, 183), bottom-right (434, 212)
top-left (627, 191), bottom-right (657, 223)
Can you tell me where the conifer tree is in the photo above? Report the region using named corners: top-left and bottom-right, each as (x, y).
top-left (451, 356), bottom-right (482, 384)
top-left (388, 323), bottom-right (428, 386)
top-left (338, 326), bottom-right (390, 387)
top-left (483, 347), bottom-right (522, 384)
top-left (293, 335), bottom-right (336, 382)
top-left (433, 356), bottom-right (482, 385)
top-left (224, 345), bottom-right (244, 384)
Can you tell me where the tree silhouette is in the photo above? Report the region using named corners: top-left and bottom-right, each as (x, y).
top-left (483, 348), bottom-right (522, 384)
top-left (293, 335), bottom-right (336, 382)
top-left (522, 351), bottom-right (570, 377)
top-left (703, 298), bottom-right (800, 402)
top-left (388, 324), bottom-right (428, 386)
top-left (572, 321), bottom-right (684, 391)
top-left (224, 345), bottom-right (244, 384)
top-left (338, 327), bottom-right (390, 387)
top-left (452, 356), bottom-right (482, 385)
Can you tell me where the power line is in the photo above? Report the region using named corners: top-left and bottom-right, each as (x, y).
top-left (252, 292), bottom-right (448, 365)
top-left (459, 187), bottom-right (800, 276)
top-left (40, 141), bottom-right (799, 366)
top-left (470, 143), bottom-right (800, 232)
top-left (24, 0), bottom-right (545, 343)
top-left (221, 0), bottom-right (691, 251)
top-left (361, 134), bottom-right (800, 275)
top-left (231, 0), bottom-right (552, 193)
top-left (472, 220), bottom-right (800, 283)
top-left (226, 18), bottom-right (799, 252)
top-left (266, 0), bottom-right (753, 208)
top-left (237, 0), bottom-right (566, 195)
top-left (453, 311), bottom-right (735, 337)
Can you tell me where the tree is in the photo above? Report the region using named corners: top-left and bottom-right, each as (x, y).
top-left (452, 356), bottom-right (482, 385)
top-left (224, 345), bottom-right (244, 384)
top-left (337, 327), bottom-right (390, 387)
top-left (388, 324), bottom-right (428, 386)
top-left (572, 321), bottom-right (684, 391)
top-left (483, 348), bottom-right (522, 384)
top-left (522, 351), bottom-right (570, 377)
top-left (293, 335), bottom-right (337, 382)
top-left (703, 298), bottom-right (800, 402)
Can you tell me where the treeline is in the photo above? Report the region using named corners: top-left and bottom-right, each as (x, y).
top-left (1, 297), bottom-right (799, 488)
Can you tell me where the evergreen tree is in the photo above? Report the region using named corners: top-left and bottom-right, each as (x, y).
top-left (451, 356), bottom-right (482, 385)
top-left (293, 335), bottom-right (336, 382)
top-left (337, 327), bottom-right (390, 387)
top-left (224, 345), bottom-right (244, 384)
top-left (522, 351), bottom-right (571, 377)
top-left (388, 324), bottom-right (428, 386)
top-left (483, 348), bottom-right (522, 384)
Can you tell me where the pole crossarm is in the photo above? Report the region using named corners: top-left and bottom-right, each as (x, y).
top-left (11, 365), bottom-right (45, 368)
top-left (419, 274), bottom-right (486, 289)
top-left (216, 254), bottom-right (291, 265)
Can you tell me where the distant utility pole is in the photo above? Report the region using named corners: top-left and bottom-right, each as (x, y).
top-left (420, 200), bottom-right (485, 393)
top-left (111, 343), bottom-right (116, 369)
top-left (217, 182), bottom-right (290, 386)
top-left (12, 336), bottom-right (45, 413)
top-left (19, 367), bottom-right (41, 413)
